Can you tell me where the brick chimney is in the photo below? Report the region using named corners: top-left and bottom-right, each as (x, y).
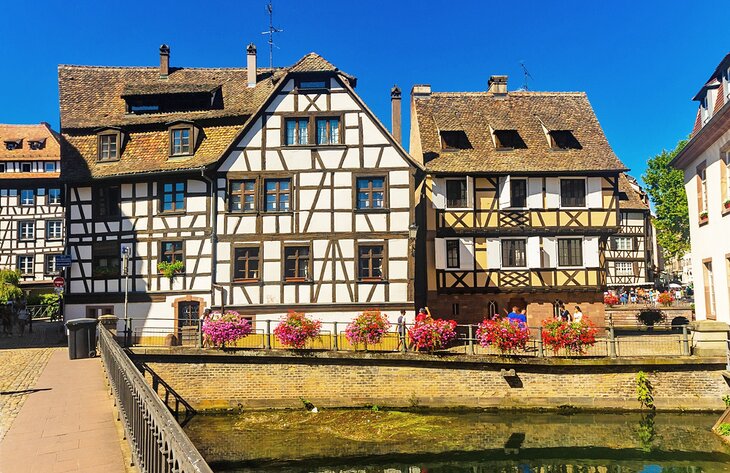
top-left (488, 75), bottom-right (508, 95)
top-left (391, 85), bottom-right (402, 144)
top-left (159, 44), bottom-right (170, 78)
top-left (247, 43), bottom-right (257, 88)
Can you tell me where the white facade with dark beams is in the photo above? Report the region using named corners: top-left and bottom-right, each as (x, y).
top-left (59, 44), bottom-right (420, 332)
top-left (0, 123), bottom-right (65, 289)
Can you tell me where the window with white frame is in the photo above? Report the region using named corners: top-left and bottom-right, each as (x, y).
top-left (18, 221), bottom-right (34, 241)
top-left (20, 189), bottom-right (34, 205)
top-left (46, 220), bottom-right (63, 240)
top-left (17, 255), bottom-right (33, 275)
top-left (613, 236), bottom-right (633, 251)
top-left (45, 255), bottom-right (61, 275)
top-left (48, 188), bottom-right (61, 205)
top-left (616, 261), bottom-right (633, 276)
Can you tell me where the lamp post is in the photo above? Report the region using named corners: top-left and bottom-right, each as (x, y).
top-left (121, 246), bottom-right (130, 323)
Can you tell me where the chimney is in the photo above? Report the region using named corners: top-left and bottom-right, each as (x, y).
top-left (411, 84), bottom-right (432, 97)
top-left (159, 44), bottom-right (170, 78)
top-left (247, 43), bottom-right (257, 88)
top-left (488, 75), bottom-right (508, 95)
top-left (391, 85), bottom-right (402, 144)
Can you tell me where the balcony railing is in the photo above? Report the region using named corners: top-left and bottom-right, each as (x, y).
top-left (436, 208), bottom-right (618, 232)
top-left (435, 267), bottom-right (606, 293)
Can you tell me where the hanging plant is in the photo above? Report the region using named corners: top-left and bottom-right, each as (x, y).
top-left (541, 319), bottom-right (598, 355)
top-left (274, 311), bottom-right (322, 349)
top-left (202, 310), bottom-right (253, 348)
top-left (476, 318), bottom-right (531, 354)
top-left (158, 260), bottom-right (184, 281)
top-left (344, 309), bottom-right (391, 350)
top-left (407, 316), bottom-right (457, 353)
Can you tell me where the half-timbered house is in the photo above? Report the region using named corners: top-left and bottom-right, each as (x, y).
top-left (605, 174), bottom-right (656, 288)
top-left (409, 76), bottom-right (627, 325)
top-left (59, 45), bottom-right (419, 329)
top-left (0, 123), bottom-right (65, 291)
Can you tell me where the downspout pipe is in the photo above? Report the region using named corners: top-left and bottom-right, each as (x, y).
top-left (200, 168), bottom-right (219, 309)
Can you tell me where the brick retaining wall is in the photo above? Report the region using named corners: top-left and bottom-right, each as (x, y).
top-left (131, 349), bottom-right (730, 411)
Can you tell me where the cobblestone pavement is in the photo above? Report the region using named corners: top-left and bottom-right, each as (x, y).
top-left (0, 320), bottom-right (65, 441)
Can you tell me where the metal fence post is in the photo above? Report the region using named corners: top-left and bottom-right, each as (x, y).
top-left (468, 324), bottom-right (475, 355)
top-left (401, 323), bottom-right (408, 353)
top-left (332, 322), bottom-right (338, 351)
top-left (265, 320), bottom-right (271, 350)
top-left (124, 317), bottom-right (130, 348)
top-left (609, 326), bottom-right (617, 358)
top-left (537, 327), bottom-right (544, 357)
top-left (682, 325), bottom-right (690, 356)
top-left (196, 318), bottom-right (202, 349)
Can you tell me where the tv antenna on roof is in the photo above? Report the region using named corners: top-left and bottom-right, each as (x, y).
top-left (519, 61), bottom-right (533, 91)
top-left (261, 0), bottom-right (283, 69)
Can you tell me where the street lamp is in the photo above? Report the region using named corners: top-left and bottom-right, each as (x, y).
top-left (121, 246), bottom-right (130, 323)
top-left (408, 223), bottom-right (418, 256)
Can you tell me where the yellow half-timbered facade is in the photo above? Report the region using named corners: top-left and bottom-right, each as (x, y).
top-left (410, 77), bottom-right (627, 325)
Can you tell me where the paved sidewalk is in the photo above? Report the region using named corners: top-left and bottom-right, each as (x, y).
top-left (0, 348), bottom-right (127, 473)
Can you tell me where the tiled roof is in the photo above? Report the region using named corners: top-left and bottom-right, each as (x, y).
top-left (618, 173), bottom-right (649, 211)
top-left (59, 65), bottom-right (286, 129)
top-left (412, 90), bottom-right (627, 174)
top-left (59, 52), bottom-right (352, 180)
top-left (0, 123), bottom-right (60, 161)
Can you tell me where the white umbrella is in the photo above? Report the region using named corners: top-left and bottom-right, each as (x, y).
top-left (668, 283), bottom-right (682, 289)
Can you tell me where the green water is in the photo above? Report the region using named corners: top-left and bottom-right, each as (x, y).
top-left (184, 410), bottom-right (730, 473)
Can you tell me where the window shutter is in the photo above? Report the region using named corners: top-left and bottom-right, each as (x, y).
top-left (587, 177), bottom-right (603, 208)
top-left (527, 178), bottom-right (542, 208)
top-left (466, 176), bottom-right (474, 208)
top-left (633, 261), bottom-right (640, 277)
top-left (542, 237), bottom-right (557, 267)
top-left (583, 236), bottom-right (599, 267)
top-left (527, 236), bottom-right (541, 268)
top-left (459, 238), bottom-right (475, 270)
top-left (545, 178), bottom-right (560, 208)
top-left (434, 238), bottom-right (446, 269)
top-left (432, 177), bottom-right (446, 209)
top-left (498, 176), bottom-right (511, 209)
top-left (486, 238), bottom-right (501, 269)
top-left (610, 237), bottom-right (617, 251)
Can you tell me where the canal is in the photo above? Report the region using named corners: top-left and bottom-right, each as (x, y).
top-left (185, 409), bottom-right (730, 472)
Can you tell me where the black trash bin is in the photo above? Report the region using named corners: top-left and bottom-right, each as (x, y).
top-left (65, 318), bottom-right (99, 360)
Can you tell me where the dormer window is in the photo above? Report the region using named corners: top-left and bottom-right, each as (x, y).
top-left (98, 131), bottom-right (120, 162)
top-left (493, 130), bottom-right (527, 150)
top-left (4, 139), bottom-right (22, 151)
top-left (440, 130), bottom-right (472, 151)
top-left (169, 125), bottom-right (194, 156)
top-left (296, 79), bottom-right (328, 90)
top-left (21, 163), bottom-right (32, 173)
top-left (122, 84), bottom-right (221, 114)
top-left (549, 130), bottom-right (582, 150)
top-left (29, 139), bottom-right (46, 150)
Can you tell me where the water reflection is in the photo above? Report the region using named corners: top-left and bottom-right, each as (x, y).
top-left (184, 410), bottom-right (730, 473)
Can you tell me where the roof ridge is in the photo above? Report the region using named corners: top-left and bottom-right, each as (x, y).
top-left (58, 64), bottom-right (283, 72)
top-left (428, 91), bottom-right (587, 96)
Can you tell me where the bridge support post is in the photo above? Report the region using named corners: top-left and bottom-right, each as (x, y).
top-left (608, 327), bottom-right (617, 358)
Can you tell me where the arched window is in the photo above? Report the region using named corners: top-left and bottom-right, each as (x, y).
top-left (487, 300), bottom-right (498, 318)
top-left (553, 300), bottom-right (563, 319)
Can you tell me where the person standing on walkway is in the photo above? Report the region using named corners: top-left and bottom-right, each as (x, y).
top-left (507, 306), bottom-right (527, 326)
top-left (396, 309), bottom-right (407, 350)
top-left (17, 304), bottom-right (29, 336)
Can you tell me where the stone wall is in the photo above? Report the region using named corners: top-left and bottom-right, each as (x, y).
top-left (132, 348), bottom-right (730, 411)
top-left (606, 306), bottom-right (694, 328)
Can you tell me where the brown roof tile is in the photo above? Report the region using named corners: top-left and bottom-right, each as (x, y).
top-left (0, 123), bottom-right (60, 161)
top-left (618, 173), bottom-right (649, 211)
top-left (59, 52), bottom-right (352, 180)
top-left (413, 91), bottom-right (627, 174)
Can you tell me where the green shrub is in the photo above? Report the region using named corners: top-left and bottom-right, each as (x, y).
top-left (636, 371), bottom-right (655, 410)
top-left (718, 423), bottom-right (730, 436)
top-left (723, 395), bottom-right (730, 408)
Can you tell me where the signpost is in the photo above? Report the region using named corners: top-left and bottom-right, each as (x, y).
top-left (55, 255), bottom-right (72, 269)
top-left (53, 276), bottom-right (65, 288)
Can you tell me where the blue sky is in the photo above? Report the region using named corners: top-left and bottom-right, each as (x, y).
top-left (0, 0), bottom-right (725, 182)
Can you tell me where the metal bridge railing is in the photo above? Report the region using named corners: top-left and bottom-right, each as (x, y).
top-left (98, 326), bottom-right (213, 473)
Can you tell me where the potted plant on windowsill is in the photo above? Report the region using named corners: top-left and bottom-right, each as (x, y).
top-left (699, 211), bottom-right (709, 224)
top-left (157, 260), bottom-right (184, 282)
top-left (724, 199), bottom-right (730, 210)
